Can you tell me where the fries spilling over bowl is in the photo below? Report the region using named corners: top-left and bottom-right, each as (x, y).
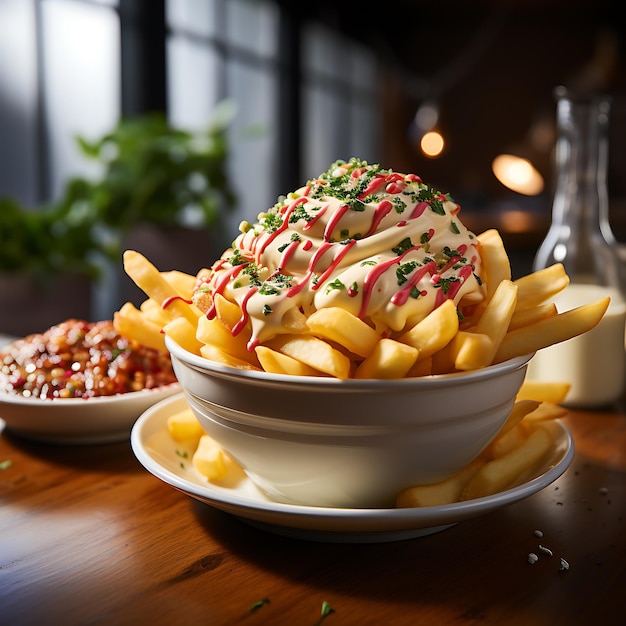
top-left (118, 158), bottom-right (604, 507)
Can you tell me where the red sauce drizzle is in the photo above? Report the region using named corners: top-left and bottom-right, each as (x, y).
top-left (232, 285), bottom-right (258, 337)
top-left (311, 239), bottom-right (357, 290)
top-left (206, 264), bottom-right (246, 319)
top-left (286, 241), bottom-right (334, 298)
top-left (410, 202), bottom-right (430, 219)
top-left (256, 196), bottom-right (308, 260)
top-left (358, 247), bottom-right (420, 319)
top-left (391, 260), bottom-right (438, 307)
top-left (358, 174), bottom-right (386, 199)
top-left (364, 200), bottom-right (393, 237)
top-left (161, 295), bottom-right (193, 309)
top-left (434, 264), bottom-right (474, 307)
top-left (405, 173), bottom-right (422, 183)
top-left (323, 204), bottom-right (350, 241)
top-left (278, 240), bottom-right (300, 271)
top-left (303, 204), bottom-right (327, 230)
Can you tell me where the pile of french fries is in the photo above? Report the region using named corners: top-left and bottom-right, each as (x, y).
top-left (166, 395), bottom-right (569, 507)
top-left (112, 227), bottom-right (600, 507)
top-left (396, 398), bottom-right (568, 506)
top-left (115, 228), bottom-right (608, 381)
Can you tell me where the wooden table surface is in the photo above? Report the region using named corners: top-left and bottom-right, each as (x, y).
top-left (1, 406), bottom-right (625, 626)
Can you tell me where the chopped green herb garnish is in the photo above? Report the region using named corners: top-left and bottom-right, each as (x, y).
top-left (261, 212), bottom-right (284, 233)
top-left (391, 237), bottom-right (413, 256)
top-left (396, 261), bottom-right (418, 286)
top-left (262, 304), bottom-right (272, 316)
top-left (228, 248), bottom-right (248, 266)
top-left (249, 598), bottom-right (270, 613)
top-left (258, 284), bottom-right (280, 296)
top-left (429, 198), bottom-right (446, 215)
top-left (435, 276), bottom-right (460, 294)
top-left (241, 263), bottom-right (262, 286)
top-left (314, 601), bottom-right (335, 625)
top-left (289, 204), bottom-right (314, 224)
top-left (0, 459), bottom-right (12, 470)
top-left (392, 196), bottom-right (407, 213)
top-left (325, 278), bottom-right (345, 294)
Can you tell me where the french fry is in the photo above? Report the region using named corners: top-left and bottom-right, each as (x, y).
top-left (196, 314), bottom-right (259, 366)
top-left (489, 422), bottom-right (529, 458)
top-left (163, 317), bottom-right (204, 355)
top-left (406, 356), bottom-right (433, 377)
top-left (161, 269), bottom-right (197, 298)
top-left (508, 302), bottom-right (557, 331)
top-left (516, 380), bottom-right (571, 404)
top-left (199, 344), bottom-right (262, 371)
top-left (167, 409), bottom-right (205, 443)
top-left (399, 299), bottom-right (459, 359)
top-left (192, 435), bottom-right (228, 480)
top-left (282, 306), bottom-right (308, 333)
top-left (462, 426), bottom-right (553, 500)
top-left (123, 250), bottom-right (199, 326)
top-left (461, 279), bottom-right (518, 368)
top-left (477, 229), bottom-right (511, 301)
top-left (255, 345), bottom-right (323, 377)
top-left (449, 331), bottom-right (494, 372)
top-left (139, 297), bottom-right (170, 326)
top-left (514, 263), bottom-right (570, 309)
top-left (396, 458), bottom-right (484, 507)
top-left (213, 293), bottom-right (243, 331)
top-left (113, 302), bottom-right (166, 352)
top-left (522, 402), bottom-right (568, 423)
top-left (494, 297), bottom-right (609, 363)
top-left (267, 334), bottom-right (351, 379)
top-left (497, 399), bottom-right (541, 436)
top-left (354, 338), bottom-right (418, 379)
top-left (307, 307), bottom-right (380, 357)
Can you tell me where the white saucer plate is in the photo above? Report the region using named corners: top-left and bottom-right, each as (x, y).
top-left (0, 383), bottom-right (181, 444)
top-left (131, 394), bottom-right (574, 543)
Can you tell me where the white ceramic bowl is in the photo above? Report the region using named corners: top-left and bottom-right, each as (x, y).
top-left (166, 336), bottom-right (532, 508)
top-left (0, 383), bottom-right (181, 444)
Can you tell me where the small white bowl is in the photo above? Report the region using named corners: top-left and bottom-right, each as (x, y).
top-left (0, 383), bottom-right (181, 445)
top-left (166, 336), bottom-right (532, 508)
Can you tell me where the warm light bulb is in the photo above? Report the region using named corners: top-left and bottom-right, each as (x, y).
top-left (492, 154), bottom-right (544, 195)
top-left (421, 131), bottom-right (444, 158)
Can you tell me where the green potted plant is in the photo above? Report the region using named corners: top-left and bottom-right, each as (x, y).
top-left (0, 102), bottom-right (236, 336)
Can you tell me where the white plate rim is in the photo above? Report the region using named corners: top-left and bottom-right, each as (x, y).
top-left (130, 394), bottom-right (574, 541)
top-left (0, 382), bottom-right (181, 444)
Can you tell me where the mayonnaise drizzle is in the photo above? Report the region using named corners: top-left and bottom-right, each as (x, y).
top-left (199, 158), bottom-right (486, 350)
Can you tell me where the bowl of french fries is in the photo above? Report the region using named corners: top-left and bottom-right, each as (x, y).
top-left (121, 158), bottom-right (607, 508)
top-left (166, 336), bottom-right (534, 508)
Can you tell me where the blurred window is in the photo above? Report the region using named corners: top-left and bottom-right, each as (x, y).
top-left (0, 0), bottom-right (380, 232)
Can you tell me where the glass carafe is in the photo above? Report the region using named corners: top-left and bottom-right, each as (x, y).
top-left (533, 87), bottom-right (623, 290)
top-left (529, 87), bottom-right (626, 408)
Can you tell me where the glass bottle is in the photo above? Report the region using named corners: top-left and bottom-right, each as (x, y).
top-left (533, 86), bottom-right (624, 291)
top-left (529, 86), bottom-right (626, 408)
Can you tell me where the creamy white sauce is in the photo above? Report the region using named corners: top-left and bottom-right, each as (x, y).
top-left (199, 159), bottom-right (486, 348)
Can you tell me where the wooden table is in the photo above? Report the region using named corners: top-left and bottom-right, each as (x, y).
top-left (1, 408), bottom-right (625, 626)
